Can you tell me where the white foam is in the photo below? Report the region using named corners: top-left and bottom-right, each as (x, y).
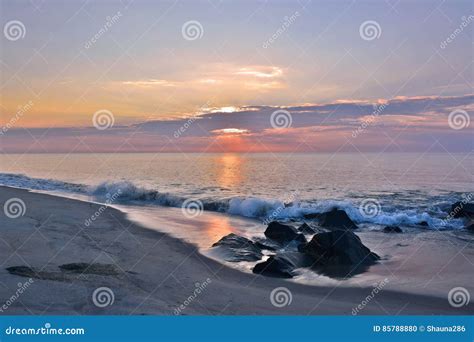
top-left (0, 173), bottom-right (465, 230)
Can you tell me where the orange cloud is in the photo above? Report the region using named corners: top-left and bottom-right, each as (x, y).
top-left (235, 66), bottom-right (283, 78)
top-left (121, 79), bottom-right (177, 87)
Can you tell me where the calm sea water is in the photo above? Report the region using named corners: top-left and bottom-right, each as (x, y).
top-left (1, 153), bottom-right (473, 229)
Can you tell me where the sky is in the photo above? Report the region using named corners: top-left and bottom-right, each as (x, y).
top-left (0, 0), bottom-right (472, 153)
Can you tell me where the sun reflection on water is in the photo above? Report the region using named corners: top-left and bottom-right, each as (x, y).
top-left (214, 153), bottom-right (244, 190)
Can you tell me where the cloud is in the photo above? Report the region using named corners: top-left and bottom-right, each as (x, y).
top-left (234, 66), bottom-right (283, 78)
top-left (121, 79), bottom-right (177, 87)
top-left (1, 94), bottom-right (472, 153)
top-left (211, 128), bottom-right (250, 135)
top-left (117, 64), bottom-right (286, 92)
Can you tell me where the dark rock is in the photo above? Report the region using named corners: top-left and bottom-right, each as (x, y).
top-left (419, 221), bottom-right (429, 227)
top-left (6, 266), bottom-right (37, 278)
top-left (298, 223), bottom-right (316, 234)
top-left (383, 226), bottom-right (402, 233)
top-left (450, 202), bottom-right (474, 219)
top-left (280, 251), bottom-right (315, 268)
top-left (303, 213), bottom-right (322, 220)
top-left (319, 209), bottom-right (358, 230)
top-left (252, 255), bottom-right (296, 278)
top-left (7, 263), bottom-right (122, 282)
top-left (211, 233), bottom-right (263, 262)
top-left (264, 222), bottom-right (306, 245)
top-left (254, 239), bottom-right (279, 251)
top-left (299, 230), bottom-right (379, 278)
top-left (299, 230), bottom-right (379, 266)
top-left (6, 266), bottom-right (66, 281)
top-left (58, 263), bottom-right (120, 275)
top-left (466, 224), bottom-right (474, 232)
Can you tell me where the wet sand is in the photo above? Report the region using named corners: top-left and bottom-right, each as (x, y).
top-left (0, 186), bottom-right (472, 315)
top-left (127, 204), bottom-right (474, 299)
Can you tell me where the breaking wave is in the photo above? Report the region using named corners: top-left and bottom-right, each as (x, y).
top-left (0, 173), bottom-right (466, 230)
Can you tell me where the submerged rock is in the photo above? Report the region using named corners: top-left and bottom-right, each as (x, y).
top-left (211, 233), bottom-right (263, 262)
top-left (318, 209), bottom-right (358, 230)
top-left (7, 263), bottom-right (123, 282)
top-left (264, 222), bottom-right (306, 245)
top-left (6, 266), bottom-right (66, 281)
top-left (450, 202), bottom-right (474, 219)
top-left (6, 266), bottom-right (37, 278)
top-left (252, 255), bottom-right (296, 278)
top-left (59, 263), bottom-right (120, 275)
top-left (383, 226), bottom-right (402, 233)
top-left (299, 230), bottom-right (379, 267)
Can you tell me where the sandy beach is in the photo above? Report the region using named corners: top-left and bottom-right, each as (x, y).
top-left (0, 186), bottom-right (471, 315)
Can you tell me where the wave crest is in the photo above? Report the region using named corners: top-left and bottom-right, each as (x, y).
top-left (0, 173), bottom-right (465, 230)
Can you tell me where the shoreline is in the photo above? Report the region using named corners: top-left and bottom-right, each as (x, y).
top-left (0, 185), bottom-right (472, 315)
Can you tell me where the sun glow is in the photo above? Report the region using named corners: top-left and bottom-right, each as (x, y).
top-left (212, 128), bottom-right (249, 135)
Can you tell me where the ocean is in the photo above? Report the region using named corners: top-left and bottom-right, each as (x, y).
top-left (1, 152), bottom-right (473, 294)
top-left (1, 152), bottom-right (472, 230)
